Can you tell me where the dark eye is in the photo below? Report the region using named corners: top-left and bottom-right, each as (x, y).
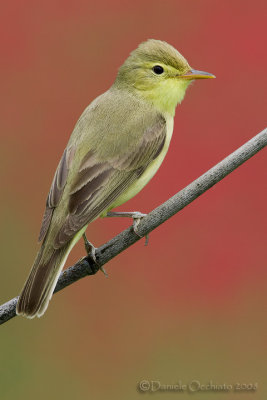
top-left (152, 65), bottom-right (164, 75)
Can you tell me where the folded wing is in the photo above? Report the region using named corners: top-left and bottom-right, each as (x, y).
top-left (54, 115), bottom-right (166, 247)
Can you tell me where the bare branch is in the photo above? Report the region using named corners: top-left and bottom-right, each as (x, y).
top-left (1, 128), bottom-right (266, 325)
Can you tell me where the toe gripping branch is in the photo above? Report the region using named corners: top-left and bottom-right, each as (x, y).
top-left (82, 255), bottom-right (100, 276)
top-left (82, 233), bottom-right (108, 277)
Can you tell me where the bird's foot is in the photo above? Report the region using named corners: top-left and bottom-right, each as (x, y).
top-left (79, 256), bottom-right (99, 275)
top-left (106, 211), bottom-right (149, 246)
top-left (82, 233), bottom-right (108, 277)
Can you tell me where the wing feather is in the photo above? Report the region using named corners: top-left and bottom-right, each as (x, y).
top-left (54, 115), bottom-right (166, 248)
top-left (38, 145), bottom-right (76, 242)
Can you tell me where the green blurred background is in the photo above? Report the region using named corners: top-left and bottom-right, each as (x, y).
top-left (0, 1), bottom-right (266, 399)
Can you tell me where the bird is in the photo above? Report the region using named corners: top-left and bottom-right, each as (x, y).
top-left (16, 39), bottom-right (215, 318)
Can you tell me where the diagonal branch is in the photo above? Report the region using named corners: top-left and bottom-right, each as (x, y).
top-left (1, 128), bottom-right (266, 325)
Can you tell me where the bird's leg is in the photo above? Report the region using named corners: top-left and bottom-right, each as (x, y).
top-left (106, 211), bottom-right (149, 246)
top-left (82, 233), bottom-right (108, 277)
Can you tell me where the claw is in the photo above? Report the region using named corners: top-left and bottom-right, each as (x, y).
top-left (132, 213), bottom-right (149, 245)
top-left (132, 214), bottom-right (143, 236)
top-left (100, 266), bottom-right (108, 277)
top-left (78, 256), bottom-right (99, 275)
top-left (82, 234), bottom-right (108, 277)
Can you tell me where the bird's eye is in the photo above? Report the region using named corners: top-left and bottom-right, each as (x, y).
top-left (152, 65), bottom-right (164, 75)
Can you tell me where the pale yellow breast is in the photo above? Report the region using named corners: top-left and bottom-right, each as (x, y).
top-left (106, 114), bottom-right (174, 212)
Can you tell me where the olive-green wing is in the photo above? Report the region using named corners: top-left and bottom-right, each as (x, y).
top-left (54, 115), bottom-right (166, 248)
top-left (38, 145), bottom-right (76, 242)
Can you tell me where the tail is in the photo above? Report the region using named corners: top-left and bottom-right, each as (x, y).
top-left (16, 242), bottom-right (70, 318)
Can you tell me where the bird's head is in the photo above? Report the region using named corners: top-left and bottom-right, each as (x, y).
top-left (114, 39), bottom-right (215, 116)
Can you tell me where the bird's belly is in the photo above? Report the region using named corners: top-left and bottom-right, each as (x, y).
top-left (105, 116), bottom-right (174, 212)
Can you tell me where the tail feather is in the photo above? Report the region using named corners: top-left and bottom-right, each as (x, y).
top-left (16, 243), bottom-right (69, 318)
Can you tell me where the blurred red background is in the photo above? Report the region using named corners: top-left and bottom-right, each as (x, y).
top-left (0, 1), bottom-right (266, 399)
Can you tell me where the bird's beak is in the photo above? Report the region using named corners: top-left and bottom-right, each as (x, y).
top-left (180, 69), bottom-right (216, 80)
